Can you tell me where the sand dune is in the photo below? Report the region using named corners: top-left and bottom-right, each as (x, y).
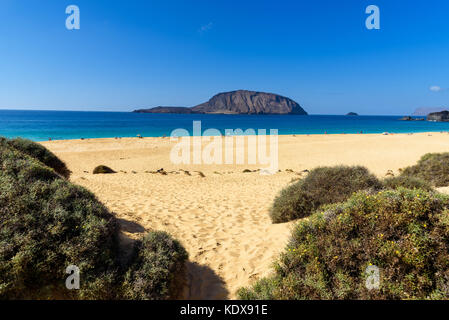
top-left (42, 132), bottom-right (449, 299)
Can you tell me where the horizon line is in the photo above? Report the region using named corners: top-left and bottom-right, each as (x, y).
top-left (0, 108), bottom-right (432, 117)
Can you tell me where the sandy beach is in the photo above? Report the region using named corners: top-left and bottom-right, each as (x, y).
top-left (41, 132), bottom-right (449, 299)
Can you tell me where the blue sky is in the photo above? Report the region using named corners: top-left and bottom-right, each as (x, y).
top-left (0, 0), bottom-right (448, 114)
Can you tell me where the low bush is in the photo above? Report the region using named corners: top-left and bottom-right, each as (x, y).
top-left (0, 142), bottom-right (188, 300)
top-left (382, 175), bottom-right (433, 191)
top-left (269, 166), bottom-right (381, 223)
top-left (240, 188), bottom-right (449, 299)
top-left (1, 137), bottom-right (71, 178)
top-left (93, 165), bottom-right (116, 174)
top-left (400, 153), bottom-right (449, 187)
top-left (122, 231), bottom-right (188, 300)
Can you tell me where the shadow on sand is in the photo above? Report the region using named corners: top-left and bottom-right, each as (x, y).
top-left (183, 262), bottom-right (230, 300)
top-left (117, 218), bottom-right (147, 234)
top-left (115, 217), bottom-right (145, 267)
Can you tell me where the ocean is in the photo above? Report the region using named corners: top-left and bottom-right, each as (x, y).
top-left (1, 110), bottom-right (448, 142)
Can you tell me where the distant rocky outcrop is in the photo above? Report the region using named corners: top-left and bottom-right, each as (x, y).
top-left (134, 106), bottom-right (194, 114)
top-left (133, 90), bottom-right (307, 115)
top-left (192, 90), bottom-right (307, 115)
top-left (427, 110), bottom-right (449, 122)
top-left (346, 112), bottom-right (358, 116)
top-left (413, 107), bottom-right (447, 116)
top-left (399, 116), bottom-right (424, 121)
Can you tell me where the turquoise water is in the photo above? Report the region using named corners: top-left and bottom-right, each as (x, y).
top-left (0, 110), bottom-right (448, 142)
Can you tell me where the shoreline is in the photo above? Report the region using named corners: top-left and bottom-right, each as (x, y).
top-left (34, 130), bottom-right (449, 143)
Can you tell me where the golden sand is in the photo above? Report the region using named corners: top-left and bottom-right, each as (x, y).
top-left (41, 132), bottom-right (449, 299)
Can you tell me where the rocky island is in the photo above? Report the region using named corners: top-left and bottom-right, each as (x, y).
top-left (133, 90), bottom-right (307, 115)
top-left (427, 110), bottom-right (449, 122)
top-left (133, 106), bottom-right (194, 114)
top-left (399, 116), bottom-right (424, 121)
top-left (346, 112), bottom-right (358, 116)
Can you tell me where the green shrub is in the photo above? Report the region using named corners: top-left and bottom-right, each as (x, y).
top-left (270, 166), bottom-right (381, 223)
top-left (1, 137), bottom-right (71, 178)
top-left (0, 142), bottom-right (188, 300)
top-left (238, 278), bottom-right (279, 300)
top-left (383, 175), bottom-right (433, 191)
top-left (400, 153), bottom-right (449, 187)
top-left (93, 165), bottom-right (116, 174)
top-left (0, 144), bottom-right (119, 299)
top-left (122, 231), bottom-right (188, 300)
top-left (240, 188), bottom-right (449, 300)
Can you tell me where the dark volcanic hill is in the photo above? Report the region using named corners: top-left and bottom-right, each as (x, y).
top-left (427, 110), bottom-right (449, 122)
top-left (133, 90), bottom-right (307, 115)
top-left (192, 90), bottom-right (307, 115)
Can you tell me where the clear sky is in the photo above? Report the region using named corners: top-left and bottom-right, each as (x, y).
top-left (0, 0), bottom-right (448, 114)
